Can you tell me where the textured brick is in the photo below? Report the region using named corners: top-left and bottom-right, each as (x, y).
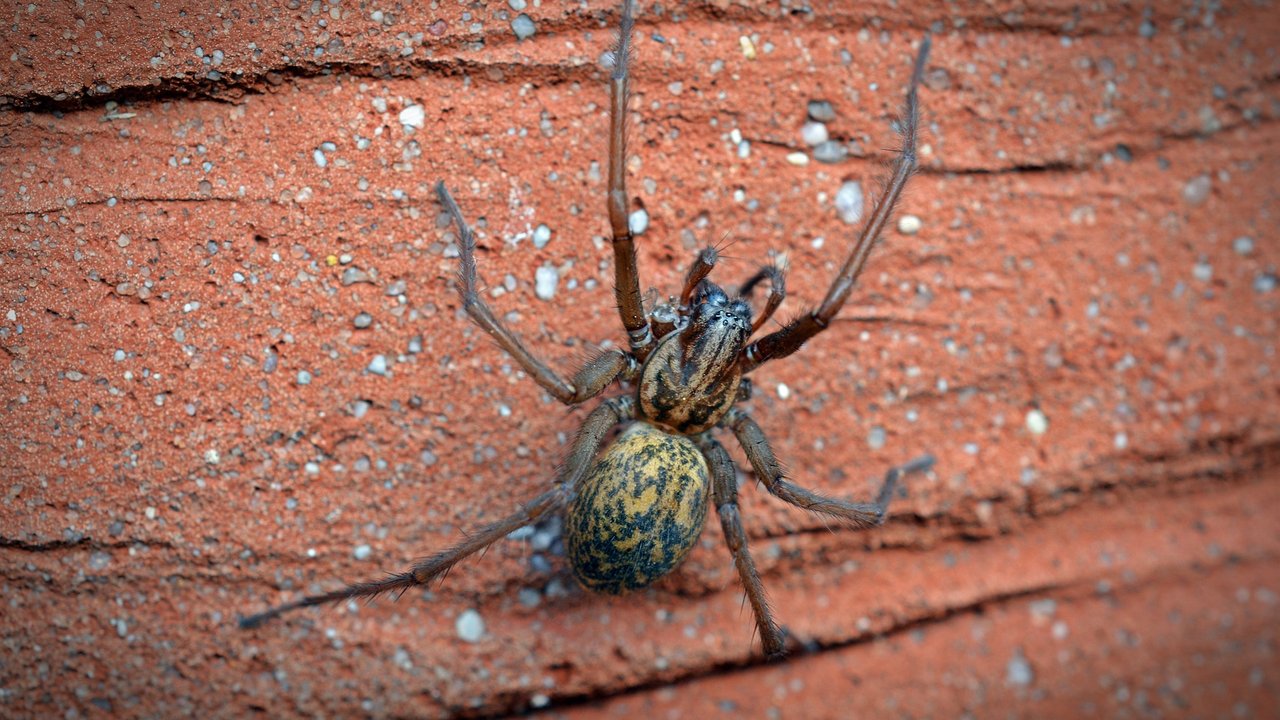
top-left (1, 1), bottom-right (1277, 718)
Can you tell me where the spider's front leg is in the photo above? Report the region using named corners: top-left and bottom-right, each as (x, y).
top-left (239, 397), bottom-right (636, 629)
top-left (437, 182), bottom-right (632, 405)
top-left (606, 0), bottom-right (653, 357)
top-left (741, 37), bottom-right (931, 372)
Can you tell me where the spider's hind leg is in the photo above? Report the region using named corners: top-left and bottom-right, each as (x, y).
top-left (437, 182), bottom-right (630, 405)
top-left (725, 409), bottom-right (934, 527)
top-left (698, 435), bottom-right (787, 659)
top-left (239, 397), bottom-right (636, 629)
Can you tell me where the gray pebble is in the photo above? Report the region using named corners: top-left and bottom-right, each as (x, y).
top-left (813, 140), bottom-right (848, 164)
top-left (512, 14), bottom-right (535, 41)
top-left (518, 588), bottom-right (541, 608)
top-left (384, 280), bottom-right (407, 296)
top-left (1233, 236), bottom-right (1254, 256)
top-left (867, 425), bottom-right (886, 450)
top-left (801, 121), bottom-right (829, 147)
top-left (807, 99), bottom-right (836, 122)
top-left (456, 609), bottom-right (486, 642)
top-left (1182, 174), bottom-right (1212, 205)
top-left (353, 312), bottom-right (373, 329)
top-left (353, 544), bottom-right (372, 560)
top-left (408, 335), bottom-right (423, 354)
top-left (1006, 649), bottom-right (1035, 686)
top-left (835, 181), bottom-right (864, 224)
top-left (367, 354), bottom-right (389, 375)
top-left (1256, 273), bottom-right (1277, 294)
top-left (341, 267), bottom-right (374, 286)
top-left (88, 551), bottom-right (111, 571)
top-left (296, 370), bottom-right (312, 385)
top-left (508, 0), bottom-right (527, 10)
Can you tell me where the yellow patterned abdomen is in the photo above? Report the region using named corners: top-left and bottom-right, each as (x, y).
top-left (566, 423), bottom-right (709, 594)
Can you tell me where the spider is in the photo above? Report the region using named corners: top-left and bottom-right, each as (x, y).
top-left (242, 1), bottom-right (935, 659)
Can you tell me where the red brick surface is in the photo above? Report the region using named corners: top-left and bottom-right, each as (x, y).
top-left (2, 2), bottom-right (1277, 718)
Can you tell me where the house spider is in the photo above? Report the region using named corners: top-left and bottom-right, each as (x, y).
top-left (242, 1), bottom-right (935, 659)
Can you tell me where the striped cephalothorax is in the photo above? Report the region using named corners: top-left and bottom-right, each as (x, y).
top-left (241, 1), bottom-right (935, 660)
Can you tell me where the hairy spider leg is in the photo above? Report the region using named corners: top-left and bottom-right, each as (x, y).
top-left (437, 182), bottom-right (631, 405)
top-left (724, 408), bottom-right (935, 528)
top-left (741, 36), bottom-right (932, 373)
top-left (239, 397), bottom-right (635, 629)
top-left (698, 435), bottom-right (786, 659)
top-left (607, 0), bottom-right (653, 357)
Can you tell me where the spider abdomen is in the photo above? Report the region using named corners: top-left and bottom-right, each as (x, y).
top-left (565, 422), bottom-right (709, 594)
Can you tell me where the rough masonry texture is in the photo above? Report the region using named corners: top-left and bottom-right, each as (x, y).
top-left (1, 1), bottom-right (1277, 718)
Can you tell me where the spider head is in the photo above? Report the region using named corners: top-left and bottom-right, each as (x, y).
top-left (680, 281), bottom-right (753, 371)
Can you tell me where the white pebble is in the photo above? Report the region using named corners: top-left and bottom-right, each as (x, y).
top-left (535, 265), bottom-right (559, 300)
top-left (897, 214), bottom-right (922, 235)
top-left (204, 448), bottom-right (221, 465)
top-left (398, 104), bottom-right (425, 129)
top-left (456, 609), bottom-right (486, 642)
top-left (1193, 261), bottom-right (1212, 282)
top-left (628, 208), bottom-right (649, 235)
top-left (1025, 409), bottom-right (1049, 436)
top-left (835, 181), bottom-right (864, 224)
top-left (1232, 236), bottom-right (1254, 256)
top-left (785, 152), bottom-right (810, 166)
top-left (353, 544), bottom-right (372, 560)
top-left (801, 121), bottom-right (829, 146)
top-left (367, 354), bottom-right (389, 375)
top-left (776, 383), bottom-right (790, 400)
top-left (532, 224), bottom-right (552, 248)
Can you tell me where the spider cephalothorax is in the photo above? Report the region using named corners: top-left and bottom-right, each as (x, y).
top-left (242, 0), bottom-right (935, 659)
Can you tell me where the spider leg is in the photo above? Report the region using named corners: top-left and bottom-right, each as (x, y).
top-left (607, 0), bottom-right (654, 358)
top-left (698, 435), bottom-right (786, 659)
top-left (239, 397), bottom-right (635, 629)
top-left (724, 409), bottom-right (934, 527)
top-left (437, 182), bottom-right (632, 405)
top-left (737, 265), bottom-right (787, 334)
top-left (740, 37), bottom-right (931, 373)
